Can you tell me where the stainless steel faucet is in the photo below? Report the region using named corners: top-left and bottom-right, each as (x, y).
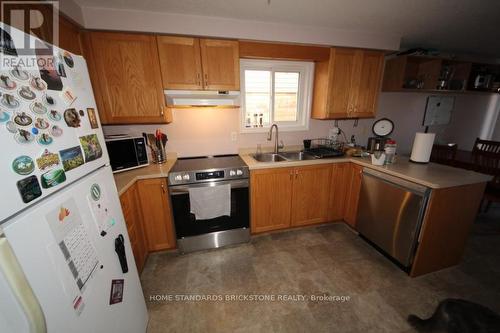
top-left (267, 124), bottom-right (284, 154)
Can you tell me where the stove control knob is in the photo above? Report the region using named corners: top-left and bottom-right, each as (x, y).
top-left (229, 170), bottom-right (236, 176)
top-left (174, 175), bottom-right (182, 181)
top-left (182, 174), bottom-right (190, 180)
top-left (236, 169), bottom-right (243, 176)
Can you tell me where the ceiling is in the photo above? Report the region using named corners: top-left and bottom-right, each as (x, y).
top-left (73, 0), bottom-right (500, 57)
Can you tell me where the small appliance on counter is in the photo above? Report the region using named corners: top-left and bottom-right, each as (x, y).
top-left (366, 118), bottom-right (394, 153)
top-left (105, 134), bottom-right (149, 173)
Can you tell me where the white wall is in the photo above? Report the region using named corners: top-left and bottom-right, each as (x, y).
top-left (59, 0), bottom-right (85, 26)
top-left (81, 7), bottom-right (400, 51)
top-left (338, 92), bottom-right (496, 154)
top-left (103, 108), bottom-right (334, 157)
top-left (103, 93), bottom-right (497, 157)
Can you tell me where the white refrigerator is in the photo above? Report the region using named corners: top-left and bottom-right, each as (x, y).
top-left (0, 24), bottom-right (148, 333)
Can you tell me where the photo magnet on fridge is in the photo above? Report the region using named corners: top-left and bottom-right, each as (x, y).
top-left (62, 51), bottom-right (74, 68)
top-left (54, 53), bottom-right (67, 78)
top-left (87, 108), bottom-right (99, 129)
top-left (61, 88), bottom-right (77, 105)
top-left (109, 279), bottom-right (124, 305)
top-left (35, 40), bottom-right (63, 91)
top-left (60, 146), bottom-right (84, 171)
top-left (0, 28), bottom-right (17, 56)
top-left (79, 134), bottom-right (102, 162)
top-left (36, 149), bottom-right (60, 171)
top-left (40, 168), bottom-right (66, 189)
top-left (0, 109), bottom-right (10, 122)
top-left (64, 108), bottom-right (81, 128)
top-left (16, 175), bottom-right (42, 203)
top-left (12, 155), bottom-right (35, 175)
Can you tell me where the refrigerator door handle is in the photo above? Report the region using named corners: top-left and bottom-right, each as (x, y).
top-left (0, 231), bottom-right (46, 333)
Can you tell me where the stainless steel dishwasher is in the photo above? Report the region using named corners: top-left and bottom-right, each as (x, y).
top-left (356, 168), bottom-right (431, 270)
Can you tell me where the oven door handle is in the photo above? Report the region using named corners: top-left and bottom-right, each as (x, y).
top-left (168, 179), bottom-right (249, 195)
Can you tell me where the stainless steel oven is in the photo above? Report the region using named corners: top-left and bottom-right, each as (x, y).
top-left (167, 155), bottom-right (250, 253)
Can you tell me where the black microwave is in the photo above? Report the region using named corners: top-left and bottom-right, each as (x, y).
top-left (105, 136), bottom-right (149, 173)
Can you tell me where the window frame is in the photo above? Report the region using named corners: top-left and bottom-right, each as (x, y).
top-left (239, 59), bottom-right (314, 133)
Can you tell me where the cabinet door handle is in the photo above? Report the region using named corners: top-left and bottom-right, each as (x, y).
top-left (204, 73), bottom-right (209, 86)
top-left (160, 108), bottom-right (164, 116)
top-left (197, 73), bottom-right (202, 86)
top-left (290, 172), bottom-right (293, 181)
top-left (161, 183), bottom-right (166, 194)
top-left (295, 170), bottom-right (299, 179)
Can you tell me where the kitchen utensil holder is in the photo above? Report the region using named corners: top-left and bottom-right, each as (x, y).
top-left (150, 142), bottom-right (166, 164)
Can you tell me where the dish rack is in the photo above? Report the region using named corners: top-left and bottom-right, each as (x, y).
top-left (308, 138), bottom-right (344, 152)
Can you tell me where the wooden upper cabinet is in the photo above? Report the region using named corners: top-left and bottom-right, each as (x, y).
top-left (351, 51), bottom-right (385, 117)
top-left (291, 165), bottom-right (332, 227)
top-left (157, 36), bottom-right (203, 90)
top-left (250, 168), bottom-right (294, 234)
top-left (136, 178), bottom-right (176, 251)
top-left (312, 48), bottom-right (385, 120)
top-left (328, 48), bottom-right (359, 118)
top-left (157, 37), bottom-right (239, 91)
top-left (84, 32), bottom-right (168, 124)
top-left (58, 16), bottom-right (82, 55)
top-left (199, 39), bottom-right (240, 90)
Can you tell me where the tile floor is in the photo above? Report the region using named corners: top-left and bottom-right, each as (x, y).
top-left (141, 208), bottom-right (500, 332)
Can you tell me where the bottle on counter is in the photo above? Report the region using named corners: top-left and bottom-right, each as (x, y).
top-left (384, 139), bottom-right (397, 164)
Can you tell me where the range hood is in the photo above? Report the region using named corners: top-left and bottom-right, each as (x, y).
top-left (164, 90), bottom-right (240, 107)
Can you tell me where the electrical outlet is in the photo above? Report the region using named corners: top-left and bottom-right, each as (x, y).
top-left (230, 132), bottom-right (237, 141)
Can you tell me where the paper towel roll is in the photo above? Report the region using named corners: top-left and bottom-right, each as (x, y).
top-left (410, 132), bottom-right (436, 163)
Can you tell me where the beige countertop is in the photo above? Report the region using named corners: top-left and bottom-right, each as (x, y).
top-left (113, 150), bottom-right (491, 195)
top-left (113, 154), bottom-right (176, 195)
top-left (241, 153), bottom-right (492, 189)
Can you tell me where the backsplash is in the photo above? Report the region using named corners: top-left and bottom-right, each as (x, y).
top-left (103, 93), bottom-right (498, 157)
top-left (103, 108), bottom-right (334, 157)
top-left (335, 93), bottom-right (497, 154)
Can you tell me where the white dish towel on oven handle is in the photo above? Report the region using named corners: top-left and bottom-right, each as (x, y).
top-left (189, 184), bottom-right (231, 220)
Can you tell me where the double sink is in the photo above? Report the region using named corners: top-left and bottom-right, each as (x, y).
top-left (251, 151), bottom-right (317, 163)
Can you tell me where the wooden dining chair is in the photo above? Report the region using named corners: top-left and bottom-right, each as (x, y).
top-left (430, 144), bottom-right (458, 166)
top-left (472, 138), bottom-right (500, 154)
top-left (470, 141), bottom-right (500, 212)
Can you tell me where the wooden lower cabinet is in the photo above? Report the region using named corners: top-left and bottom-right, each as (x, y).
top-left (251, 164), bottom-right (333, 233)
top-left (251, 167), bottom-right (294, 233)
top-left (328, 163), bottom-right (350, 221)
top-left (119, 183), bottom-right (148, 273)
top-left (291, 165), bottom-right (332, 226)
top-left (136, 178), bottom-right (176, 251)
top-left (343, 163), bottom-right (363, 228)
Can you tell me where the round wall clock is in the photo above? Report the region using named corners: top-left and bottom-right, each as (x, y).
top-left (372, 118), bottom-right (394, 137)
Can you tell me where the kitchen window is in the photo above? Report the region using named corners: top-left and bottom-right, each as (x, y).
top-left (240, 59), bottom-right (314, 132)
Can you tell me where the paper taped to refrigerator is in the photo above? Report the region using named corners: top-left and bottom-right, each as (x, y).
top-left (46, 198), bottom-right (99, 292)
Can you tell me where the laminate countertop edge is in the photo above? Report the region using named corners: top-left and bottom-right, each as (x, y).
top-left (114, 153), bottom-right (492, 195)
top-left (240, 154), bottom-right (492, 189)
top-left (113, 158), bottom-right (177, 196)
